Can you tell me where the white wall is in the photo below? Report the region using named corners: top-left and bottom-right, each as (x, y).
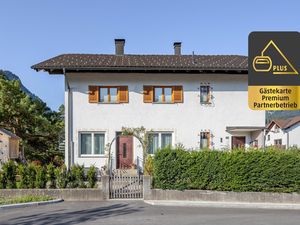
top-left (287, 123), bottom-right (300, 148)
top-left (65, 72), bottom-right (265, 169)
top-left (265, 124), bottom-right (287, 147)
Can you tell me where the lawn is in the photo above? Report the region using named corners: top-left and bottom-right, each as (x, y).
top-left (0, 195), bottom-right (54, 205)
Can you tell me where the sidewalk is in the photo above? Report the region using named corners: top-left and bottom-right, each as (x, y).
top-left (144, 200), bottom-right (300, 210)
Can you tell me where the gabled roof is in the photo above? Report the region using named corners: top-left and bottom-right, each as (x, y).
top-left (266, 116), bottom-right (300, 131)
top-left (283, 116), bottom-right (300, 129)
top-left (31, 54), bottom-right (248, 74)
top-left (0, 128), bottom-right (20, 139)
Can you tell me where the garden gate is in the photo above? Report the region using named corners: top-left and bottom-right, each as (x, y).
top-left (109, 173), bottom-right (143, 199)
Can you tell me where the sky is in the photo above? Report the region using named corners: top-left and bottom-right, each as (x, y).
top-left (0, 0), bottom-right (300, 111)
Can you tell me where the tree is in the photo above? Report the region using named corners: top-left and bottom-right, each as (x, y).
top-left (0, 71), bottom-right (64, 164)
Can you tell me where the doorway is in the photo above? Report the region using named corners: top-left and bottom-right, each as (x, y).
top-left (232, 136), bottom-right (246, 149)
top-left (116, 135), bottom-right (133, 169)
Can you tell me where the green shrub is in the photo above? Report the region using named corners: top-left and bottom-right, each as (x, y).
top-left (87, 165), bottom-right (97, 188)
top-left (2, 160), bottom-right (17, 189)
top-left (18, 164), bottom-right (29, 189)
top-left (0, 171), bottom-right (6, 189)
top-left (75, 165), bottom-right (86, 188)
top-left (153, 147), bottom-right (300, 193)
top-left (55, 165), bottom-right (68, 188)
top-left (27, 163), bottom-right (36, 188)
top-left (46, 163), bottom-right (56, 188)
top-left (68, 165), bottom-right (86, 188)
top-left (35, 165), bottom-right (47, 188)
top-left (67, 165), bottom-right (77, 188)
top-left (144, 155), bottom-right (154, 176)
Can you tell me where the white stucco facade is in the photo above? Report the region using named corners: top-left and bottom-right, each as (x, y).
top-left (266, 122), bottom-right (300, 148)
top-left (64, 72), bottom-right (265, 170)
top-left (265, 124), bottom-right (288, 148)
top-left (287, 123), bottom-right (300, 148)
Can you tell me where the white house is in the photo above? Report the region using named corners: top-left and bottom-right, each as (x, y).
top-left (32, 39), bottom-right (265, 171)
top-left (265, 116), bottom-right (300, 149)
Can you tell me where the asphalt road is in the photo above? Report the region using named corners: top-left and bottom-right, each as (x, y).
top-left (1, 201), bottom-right (300, 225)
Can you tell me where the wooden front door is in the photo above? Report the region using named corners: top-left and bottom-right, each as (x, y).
top-left (117, 136), bottom-right (133, 169)
top-left (232, 136), bottom-right (246, 149)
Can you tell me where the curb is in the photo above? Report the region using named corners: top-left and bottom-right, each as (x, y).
top-left (144, 200), bottom-right (300, 210)
top-left (0, 199), bottom-right (64, 210)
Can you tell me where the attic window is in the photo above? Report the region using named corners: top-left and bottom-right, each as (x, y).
top-left (274, 125), bottom-right (280, 133)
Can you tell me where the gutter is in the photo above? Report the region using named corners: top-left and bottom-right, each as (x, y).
top-left (33, 67), bottom-right (248, 74)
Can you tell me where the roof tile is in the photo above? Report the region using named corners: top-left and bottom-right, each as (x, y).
top-left (32, 54), bottom-right (248, 72)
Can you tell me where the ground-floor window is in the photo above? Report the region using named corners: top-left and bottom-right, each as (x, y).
top-left (148, 132), bottom-right (173, 154)
top-left (274, 139), bottom-right (282, 146)
top-left (80, 132), bottom-right (105, 156)
top-left (200, 132), bottom-right (210, 149)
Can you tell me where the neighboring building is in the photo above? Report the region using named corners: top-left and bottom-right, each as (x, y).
top-left (265, 116), bottom-right (300, 149)
top-left (32, 39), bottom-right (265, 170)
top-left (0, 128), bottom-right (20, 163)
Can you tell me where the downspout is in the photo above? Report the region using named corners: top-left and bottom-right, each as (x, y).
top-left (286, 130), bottom-right (289, 149)
top-left (262, 128), bottom-right (266, 149)
top-left (64, 68), bottom-right (73, 168)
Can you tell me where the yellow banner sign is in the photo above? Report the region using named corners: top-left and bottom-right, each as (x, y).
top-left (248, 86), bottom-right (299, 110)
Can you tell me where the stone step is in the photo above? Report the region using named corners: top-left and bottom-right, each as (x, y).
top-left (114, 169), bottom-right (138, 176)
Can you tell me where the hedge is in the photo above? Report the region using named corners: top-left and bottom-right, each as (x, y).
top-left (153, 147), bottom-right (300, 193)
top-left (0, 162), bottom-right (98, 189)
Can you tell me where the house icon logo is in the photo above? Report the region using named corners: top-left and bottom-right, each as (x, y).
top-left (252, 40), bottom-right (298, 75)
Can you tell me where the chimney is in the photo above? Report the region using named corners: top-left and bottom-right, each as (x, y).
top-left (115, 39), bottom-right (125, 55)
top-left (174, 42), bottom-right (181, 55)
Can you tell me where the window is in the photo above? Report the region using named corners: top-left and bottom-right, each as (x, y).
top-left (88, 86), bottom-right (128, 103)
top-left (100, 87), bottom-right (118, 103)
top-left (267, 135), bottom-right (270, 141)
top-left (200, 86), bottom-right (211, 104)
top-left (164, 88), bottom-right (172, 103)
top-left (110, 88), bottom-right (118, 102)
top-left (148, 132), bottom-right (173, 154)
top-left (154, 87), bottom-right (163, 103)
top-left (81, 133), bottom-right (92, 154)
top-left (122, 143), bottom-right (127, 158)
top-left (274, 139), bottom-right (282, 146)
top-left (94, 133), bottom-right (105, 155)
top-left (161, 133), bottom-right (172, 148)
top-left (154, 87), bottom-right (173, 103)
top-left (200, 132), bottom-right (210, 149)
top-left (148, 133), bottom-right (159, 154)
top-left (144, 86), bottom-right (183, 103)
top-left (80, 132), bottom-right (105, 155)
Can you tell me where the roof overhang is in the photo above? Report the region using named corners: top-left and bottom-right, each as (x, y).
top-left (32, 67), bottom-right (248, 75)
top-left (226, 126), bottom-right (265, 132)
